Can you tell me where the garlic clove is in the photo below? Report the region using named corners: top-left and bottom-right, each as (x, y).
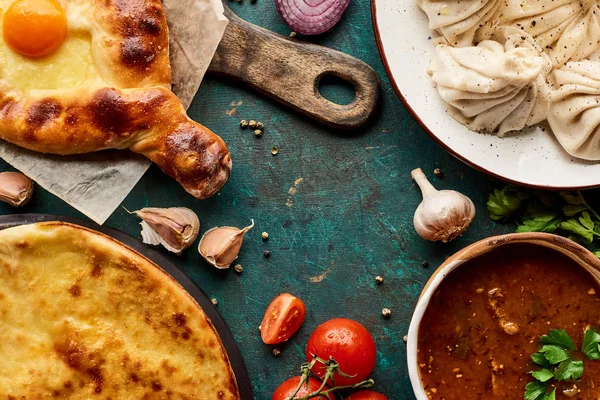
top-left (411, 168), bottom-right (475, 242)
top-left (199, 220), bottom-right (254, 269)
top-left (133, 207), bottom-right (200, 254)
top-left (0, 172), bottom-right (33, 207)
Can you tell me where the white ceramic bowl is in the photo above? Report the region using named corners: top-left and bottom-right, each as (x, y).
top-left (371, 0), bottom-right (600, 189)
top-left (406, 233), bottom-right (600, 399)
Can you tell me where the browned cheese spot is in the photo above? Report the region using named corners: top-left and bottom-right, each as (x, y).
top-left (68, 284), bottom-right (81, 297)
top-left (55, 341), bottom-right (105, 394)
top-left (90, 250), bottom-right (107, 278)
top-left (160, 360), bottom-right (178, 377)
top-left (172, 313), bottom-right (187, 327)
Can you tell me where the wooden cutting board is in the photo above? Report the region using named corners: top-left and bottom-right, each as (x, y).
top-left (208, 4), bottom-right (381, 130)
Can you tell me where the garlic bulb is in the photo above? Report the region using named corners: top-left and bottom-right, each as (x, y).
top-left (134, 207), bottom-right (199, 254)
top-left (199, 220), bottom-right (254, 269)
top-left (411, 168), bottom-right (475, 242)
top-left (0, 172), bottom-right (33, 207)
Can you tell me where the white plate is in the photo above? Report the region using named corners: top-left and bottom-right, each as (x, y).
top-left (371, 0), bottom-right (600, 189)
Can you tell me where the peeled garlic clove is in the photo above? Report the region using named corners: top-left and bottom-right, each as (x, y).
top-left (134, 207), bottom-right (199, 254)
top-left (199, 220), bottom-right (254, 269)
top-left (411, 168), bottom-right (475, 243)
top-left (0, 172), bottom-right (33, 207)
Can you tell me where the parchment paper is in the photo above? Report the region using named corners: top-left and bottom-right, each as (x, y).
top-left (0, 0), bottom-right (228, 225)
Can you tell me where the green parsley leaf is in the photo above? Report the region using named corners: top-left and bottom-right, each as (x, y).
top-left (553, 359), bottom-right (584, 381)
top-left (539, 345), bottom-right (570, 364)
top-left (582, 328), bottom-right (600, 360)
top-left (517, 213), bottom-right (562, 233)
top-left (560, 192), bottom-right (586, 205)
top-left (532, 352), bottom-right (551, 368)
top-left (524, 381), bottom-right (547, 400)
top-left (580, 211), bottom-right (596, 230)
top-left (532, 368), bottom-right (554, 382)
top-left (539, 329), bottom-right (576, 350)
top-left (560, 219), bottom-right (595, 244)
top-left (563, 204), bottom-right (588, 216)
top-left (488, 188), bottom-right (522, 221)
top-left (525, 328), bottom-right (600, 400)
top-left (594, 250), bottom-right (600, 259)
top-left (545, 388), bottom-right (557, 400)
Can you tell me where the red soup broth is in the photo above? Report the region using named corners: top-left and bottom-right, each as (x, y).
top-left (417, 244), bottom-right (600, 399)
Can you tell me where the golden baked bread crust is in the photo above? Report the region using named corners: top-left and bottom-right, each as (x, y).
top-left (0, 0), bottom-right (231, 199)
top-left (89, 0), bottom-right (172, 89)
top-left (0, 222), bottom-right (240, 399)
top-left (0, 86), bottom-right (232, 199)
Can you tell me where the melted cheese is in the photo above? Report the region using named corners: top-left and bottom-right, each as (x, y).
top-left (0, 223), bottom-right (239, 399)
top-left (0, 0), bottom-right (99, 91)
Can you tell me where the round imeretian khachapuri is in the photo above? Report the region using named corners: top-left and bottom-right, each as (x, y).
top-left (0, 222), bottom-right (239, 399)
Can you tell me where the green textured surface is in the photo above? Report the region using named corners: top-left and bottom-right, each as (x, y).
top-left (0, 2), bottom-right (519, 399)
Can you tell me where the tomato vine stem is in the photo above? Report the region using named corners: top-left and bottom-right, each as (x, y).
top-left (285, 356), bottom-right (375, 400)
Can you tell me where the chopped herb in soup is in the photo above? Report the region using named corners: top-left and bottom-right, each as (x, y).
top-left (418, 244), bottom-right (600, 399)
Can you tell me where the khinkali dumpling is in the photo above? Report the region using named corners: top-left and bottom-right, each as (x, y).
top-left (548, 60), bottom-right (600, 160)
top-left (499, 0), bottom-right (600, 66)
top-left (428, 32), bottom-right (551, 136)
top-left (417, 0), bottom-right (501, 46)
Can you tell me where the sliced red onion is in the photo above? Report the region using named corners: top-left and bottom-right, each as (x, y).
top-left (275, 0), bottom-right (352, 36)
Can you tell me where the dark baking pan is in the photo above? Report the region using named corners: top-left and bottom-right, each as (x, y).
top-left (0, 213), bottom-right (253, 400)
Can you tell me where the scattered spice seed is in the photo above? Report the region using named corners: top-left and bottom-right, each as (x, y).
top-left (271, 147), bottom-right (279, 156)
top-left (262, 231), bottom-right (269, 241)
top-left (382, 308), bottom-right (392, 318)
top-left (433, 168), bottom-right (443, 177)
top-left (589, 288), bottom-right (596, 295)
top-left (256, 121), bottom-right (264, 130)
top-left (375, 276), bottom-right (384, 285)
top-left (272, 348), bottom-right (281, 357)
top-left (234, 264), bottom-right (243, 274)
top-left (254, 129), bottom-right (263, 138)
top-left (290, 31), bottom-right (297, 37)
top-left (403, 335), bottom-right (408, 343)
top-left (211, 298), bottom-right (218, 305)
top-left (240, 119), bottom-right (248, 129)
top-left (249, 120), bottom-right (257, 129)
top-left (421, 260), bottom-right (429, 268)
top-left (264, 250), bottom-right (271, 258)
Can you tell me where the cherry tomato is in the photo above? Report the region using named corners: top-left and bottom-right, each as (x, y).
top-left (346, 391), bottom-right (389, 400)
top-left (261, 293), bottom-right (306, 344)
top-left (272, 376), bottom-right (332, 400)
top-left (306, 318), bottom-right (376, 386)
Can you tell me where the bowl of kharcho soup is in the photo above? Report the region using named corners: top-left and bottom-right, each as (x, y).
top-left (408, 233), bottom-right (600, 400)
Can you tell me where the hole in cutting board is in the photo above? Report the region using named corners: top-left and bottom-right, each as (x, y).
top-left (317, 74), bottom-right (356, 105)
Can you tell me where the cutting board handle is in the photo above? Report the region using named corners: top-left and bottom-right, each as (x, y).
top-left (208, 5), bottom-right (381, 130)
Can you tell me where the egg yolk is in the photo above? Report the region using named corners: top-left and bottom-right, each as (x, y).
top-left (3, 0), bottom-right (67, 58)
